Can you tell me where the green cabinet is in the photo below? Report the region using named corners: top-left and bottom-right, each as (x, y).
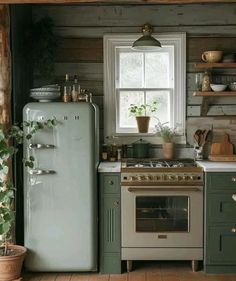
top-left (99, 173), bottom-right (121, 274)
top-left (205, 172), bottom-right (236, 273)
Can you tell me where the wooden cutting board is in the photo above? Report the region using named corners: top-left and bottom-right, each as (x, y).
top-left (208, 155), bottom-right (236, 161)
top-left (210, 133), bottom-right (234, 155)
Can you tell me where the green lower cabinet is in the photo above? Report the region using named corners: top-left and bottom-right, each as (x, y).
top-left (205, 172), bottom-right (236, 273)
top-left (207, 226), bottom-right (236, 264)
top-left (99, 173), bottom-right (122, 274)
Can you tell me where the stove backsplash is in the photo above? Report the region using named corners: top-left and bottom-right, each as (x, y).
top-left (127, 144), bottom-right (195, 159)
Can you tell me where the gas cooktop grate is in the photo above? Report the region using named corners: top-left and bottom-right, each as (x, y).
top-left (123, 158), bottom-right (197, 168)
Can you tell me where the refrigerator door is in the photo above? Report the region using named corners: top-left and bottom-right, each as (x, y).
top-left (23, 103), bottom-right (98, 271)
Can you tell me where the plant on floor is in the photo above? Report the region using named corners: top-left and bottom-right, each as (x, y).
top-left (0, 117), bottom-right (59, 280)
top-left (0, 118), bottom-right (59, 251)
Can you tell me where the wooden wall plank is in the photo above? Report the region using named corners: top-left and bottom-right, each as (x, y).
top-left (32, 4), bottom-right (236, 27)
top-left (56, 38), bottom-right (103, 62)
top-left (54, 25), bottom-right (236, 38)
top-left (4, 0), bottom-right (236, 3)
top-left (188, 37), bottom-right (236, 62)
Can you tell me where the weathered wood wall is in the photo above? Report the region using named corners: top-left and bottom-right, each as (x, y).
top-left (32, 3), bottom-right (236, 146)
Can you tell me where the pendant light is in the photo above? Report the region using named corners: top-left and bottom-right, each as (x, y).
top-left (132, 23), bottom-right (162, 50)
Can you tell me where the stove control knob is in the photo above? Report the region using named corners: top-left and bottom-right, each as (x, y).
top-left (168, 175), bottom-right (175, 180)
top-left (182, 176), bottom-right (186, 180)
top-left (177, 175), bottom-right (182, 181)
top-left (130, 176), bottom-right (137, 181)
top-left (185, 176), bottom-right (190, 180)
top-left (147, 175), bottom-right (153, 180)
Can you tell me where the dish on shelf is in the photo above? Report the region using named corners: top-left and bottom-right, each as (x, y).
top-left (229, 82), bottom-right (236, 91)
top-left (210, 84), bottom-right (227, 92)
top-left (30, 91), bottom-right (61, 102)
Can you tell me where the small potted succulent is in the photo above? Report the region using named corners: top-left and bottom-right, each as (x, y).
top-left (128, 101), bottom-right (158, 133)
top-left (155, 121), bottom-right (177, 159)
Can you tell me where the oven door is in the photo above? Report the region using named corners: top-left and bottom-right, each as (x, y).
top-left (121, 185), bottom-right (203, 248)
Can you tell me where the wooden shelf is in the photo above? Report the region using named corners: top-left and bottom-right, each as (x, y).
top-left (194, 63), bottom-right (236, 69)
top-left (193, 91), bottom-right (236, 96)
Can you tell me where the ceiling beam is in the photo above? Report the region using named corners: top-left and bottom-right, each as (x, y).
top-left (2, 0), bottom-right (236, 4)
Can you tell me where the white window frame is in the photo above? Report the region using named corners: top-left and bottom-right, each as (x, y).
top-left (104, 33), bottom-right (186, 144)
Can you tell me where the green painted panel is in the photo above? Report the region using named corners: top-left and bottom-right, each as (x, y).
top-left (207, 173), bottom-right (236, 191)
top-left (100, 252), bottom-right (122, 274)
top-left (103, 195), bottom-right (121, 253)
top-left (103, 174), bottom-right (120, 194)
top-left (206, 226), bottom-right (236, 264)
top-left (208, 193), bottom-right (236, 224)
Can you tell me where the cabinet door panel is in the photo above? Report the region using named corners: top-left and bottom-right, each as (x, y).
top-left (208, 193), bottom-right (236, 223)
top-left (103, 175), bottom-right (120, 194)
top-left (207, 173), bottom-right (236, 191)
top-left (207, 226), bottom-right (236, 264)
top-left (103, 195), bottom-right (121, 253)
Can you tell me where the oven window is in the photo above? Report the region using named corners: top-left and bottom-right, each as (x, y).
top-left (136, 196), bottom-right (189, 232)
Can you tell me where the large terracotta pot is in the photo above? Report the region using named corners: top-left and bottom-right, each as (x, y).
top-left (0, 245), bottom-right (27, 281)
top-left (136, 116), bottom-right (150, 133)
top-left (162, 142), bottom-right (174, 160)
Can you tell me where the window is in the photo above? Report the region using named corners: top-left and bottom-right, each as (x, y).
top-left (104, 33), bottom-right (186, 144)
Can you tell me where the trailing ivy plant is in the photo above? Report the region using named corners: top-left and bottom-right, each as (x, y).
top-left (23, 118), bottom-right (59, 168)
top-left (0, 118), bottom-right (59, 256)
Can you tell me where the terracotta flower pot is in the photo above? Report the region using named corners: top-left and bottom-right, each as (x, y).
top-left (136, 116), bottom-right (150, 133)
top-left (162, 142), bottom-right (174, 160)
top-left (0, 245), bottom-right (27, 281)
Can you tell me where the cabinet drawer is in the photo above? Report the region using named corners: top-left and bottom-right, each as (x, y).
top-left (101, 174), bottom-right (120, 194)
top-left (206, 225), bottom-right (236, 264)
top-left (207, 173), bottom-right (236, 191)
top-left (208, 193), bottom-right (236, 223)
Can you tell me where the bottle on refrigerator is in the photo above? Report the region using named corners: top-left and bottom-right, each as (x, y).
top-left (72, 75), bottom-right (80, 102)
top-left (63, 74), bottom-right (72, 102)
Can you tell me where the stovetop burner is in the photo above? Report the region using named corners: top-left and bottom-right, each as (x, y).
top-left (123, 158), bottom-right (196, 169)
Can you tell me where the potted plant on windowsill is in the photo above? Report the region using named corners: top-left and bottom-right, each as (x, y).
top-left (155, 121), bottom-right (177, 159)
top-left (128, 101), bottom-right (158, 133)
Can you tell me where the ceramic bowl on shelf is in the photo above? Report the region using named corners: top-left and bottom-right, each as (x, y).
top-left (210, 84), bottom-right (228, 92)
top-left (229, 82), bottom-right (236, 91)
top-left (30, 91), bottom-right (61, 102)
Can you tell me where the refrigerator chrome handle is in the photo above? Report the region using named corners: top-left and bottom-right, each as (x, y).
top-left (29, 169), bottom-right (56, 175)
top-left (29, 143), bottom-right (55, 149)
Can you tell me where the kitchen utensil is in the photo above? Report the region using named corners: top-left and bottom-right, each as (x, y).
top-left (201, 51), bottom-right (223, 63)
top-left (132, 139), bottom-right (150, 158)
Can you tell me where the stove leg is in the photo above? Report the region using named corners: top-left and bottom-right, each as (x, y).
top-left (127, 260), bottom-right (133, 272)
top-left (191, 260), bottom-right (198, 272)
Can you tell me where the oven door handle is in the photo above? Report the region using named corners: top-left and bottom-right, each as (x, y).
top-left (127, 187), bottom-right (202, 192)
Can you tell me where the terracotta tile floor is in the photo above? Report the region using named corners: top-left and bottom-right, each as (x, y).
top-left (23, 261), bottom-right (236, 281)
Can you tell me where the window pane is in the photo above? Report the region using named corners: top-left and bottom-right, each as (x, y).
top-left (146, 91), bottom-right (170, 127)
top-left (119, 91), bottom-right (144, 128)
top-left (145, 52), bottom-right (170, 88)
top-left (120, 52), bottom-right (143, 88)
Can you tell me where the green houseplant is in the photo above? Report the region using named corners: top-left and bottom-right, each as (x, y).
top-left (128, 101), bottom-right (158, 133)
top-left (0, 124), bottom-right (26, 281)
top-left (155, 121), bottom-right (177, 159)
top-left (0, 118), bottom-right (58, 280)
